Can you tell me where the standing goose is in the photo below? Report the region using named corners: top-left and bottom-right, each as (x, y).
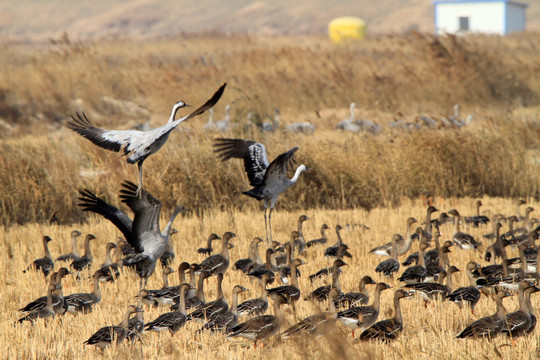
top-left (213, 138), bottom-right (308, 244)
top-left (17, 284), bottom-right (58, 324)
top-left (126, 290), bottom-right (146, 344)
top-left (306, 224), bottom-right (330, 248)
top-left (238, 274), bottom-right (271, 316)
top-left (334, 275), bottom-right (376, 308)
top-left (247, 248), bottom-right (277, 285)
top-left (370, 218), bottom-right (417, 256)
top-left (282, 288), bottom-right (341, 338)
top-left (56, 230), bottom-right (82, 262)
top-left (98, 243), bottom-right (123, 282)
top-left (197, 233), bottom-right (221, 256)
top-left (172, 270), bottom-right (209, 312)
top-left (68, 83), bottom-right (226, 196)
top-left (456, 290), bottom-right (510, 339)
top-left (447, 261), bottom-right (482, 314)
top-left (295, 214), bottom-right (310, 255)
top-left (267, 258), bottom-right (306, 308)
top-left (64, 269), bottom-right (106, 314)
top-left (398, 239), bottom-right (429, 284)
top-left (525, 285), bottom-right (539, 334)
top-left (449, 209), bottom-right (481, 250)
top-left (465, 200), bottom-right (490, 227)
top-left (24, 236), bottom-right (54, 277)
top-left (19, 268), bottom-right (71, 315)
top-left (501, 281), bottom-right (533, 340)
top-left (78, 183), bottom-right (186, 290)
top-left (337, 282), bottom-right (391, 336)
top-left (233, 237), bottom-right (263, 274)
top-left (358, 289), bottom-right (412, 342)
top-left (198, 285), bottom-right (248, 333)
top-left (197, 232), bottom-right (236, 276)
top-left (84, 305), bottom-right (143, 350)
top-left (99, 242), bottom-right (117, 269)
top-left (142, 266), bottom-right (177, 307)
top-left (145, 284), bottom-right (191, 334)
top-left (145, 266), bottom-right (184, 306)
top-left (375, 234), bottom-right (401, 277)
top-left (188, 273), bottom-right (229, 322)
top-left (304, 259), bottom-right (346, 302)
top-left (70, 234), bottom-right (96, 279)
top-left (227, 293), bottom-right (288, 348)
top-left (324, 225), bottom-right (352, 258)
top-left (423, 205), bottom-right (439, 241)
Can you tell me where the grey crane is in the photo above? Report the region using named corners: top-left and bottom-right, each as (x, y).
top-left (67, 83), bottom-right (226, 196)
top-left (78, 181), bottom-right (187, 290)
top-left (213, 138), bottom-right (308, 244)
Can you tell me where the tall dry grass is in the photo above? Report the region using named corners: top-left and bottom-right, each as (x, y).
top-left (2, 199), bottom-right (539, 359)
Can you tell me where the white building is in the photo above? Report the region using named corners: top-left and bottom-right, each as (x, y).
top-left (433, 0), bottom-right (528, 35)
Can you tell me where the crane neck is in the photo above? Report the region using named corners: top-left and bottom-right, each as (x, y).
top-left (290, 165), bottom-right (307, 184)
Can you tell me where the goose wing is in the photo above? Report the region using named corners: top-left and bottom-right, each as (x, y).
top-left (78, 189), bottom-right (134, 245)
top-left (214, 138), bottom-right (269, 186)
top-left (227, 315), bottom-right (276, 338)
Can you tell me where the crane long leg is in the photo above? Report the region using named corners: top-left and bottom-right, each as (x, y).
top-left (268, 206), bottom-right (274, 245)
top-left (264, 207), bottom-right (269, 245)
top-left (136, 161), bottom-right (144, 198)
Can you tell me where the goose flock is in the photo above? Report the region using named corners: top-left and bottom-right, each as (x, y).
top-left (14, 83), bottom-right (540, 356)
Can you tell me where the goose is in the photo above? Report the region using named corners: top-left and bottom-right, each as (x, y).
top-left (64, 269), bottom-right (106, 314)
top-left (334, 275), bottom-right (376, 308)
top-left (160, 228), bottom-right (179, 268)
top-left (501, 281), bottom-right (533, 340)
top-left (198, 285), bottom-right (248, 333)
top-left (267, 258), bottom-right (306, 314)
top-left (449, 209), bottom-right (481, 250)
top-left (456, 290), bottom-right (510, 339)
top-left (370, 218), bottom-right (417, 257)
top-left (144, 266), bottom-right (183, 306)
top-left (197, 232), bottom-right (236, 276)
top-left (337, 282), bottom-right (391, 337)
top-left (525, 285), bottom-right (539, 334)
top-left (67, 83), bottom-right (226, 196)
top-left (98, 244), bottom-right (122, 282)
top-left (70, 234), bottom-right (96, 279)
top-left (171, 270), bottom-right (209, 312)
top-left (99, 242), bottom-right (117, 269)
top-left (84, 305), bottom-right (143, 350)
top-left (56, 230), bottom-right (82, 262)
top-left (398, 240), bottom-right (429, 284)
top-left (126, 290), bottom-right (146, 344)
top-left (247, 248), bottom-right (277, 285)
top-left (422, 205), bottom-right (439, 241)
top-left (404, 266), bottom-right (459, 307)
top-left (304, 259), bottom-right (346, 302)
top-left (238, 274), bottom-right (271, 316)
top-left (17, 284), bottom-right (58, 324)
top-left (294, 214), bottom-right (310, 255)
top-left (188, 272), bottom-right (229, 322)
top-left (227, 293), bottom-right (288, 348)
top-left (465, 200), bottom-right (490, 227)
top-left (234, 237), bottom-right (264, 273)
top-left (198, 233), bottom-right (221, 256)
top-left (447, 261), bottom-right (482, 314)
top-left (145, 283), bottom-right (191, 334)
top-left (324, 225), bottom-right (352, 258)
top-left (282, 288), bottom-right (341, 338)
top-left (78, 182), bottom-right (186, 290)
top-left (213, 138), bottom-right (308, 244)
top-left (306, 224), bottom-right (330, 248)
top-left (19, 268), bottom-right (71, 315)
top-left (358, 289), bottom-right (412, 342)
top-left (142, 266), bottom-right (177, 307)
top-left (24, 236), bottom-right (54, 277)
top-left (375, 234), bottom-right (400, 278)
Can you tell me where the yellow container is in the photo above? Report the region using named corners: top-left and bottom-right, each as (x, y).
top-left (328, 17), bottom-right (366, 43)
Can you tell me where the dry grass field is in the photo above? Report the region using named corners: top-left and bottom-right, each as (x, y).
top-left (1, 31), bottom-right (540, 359)
top-left (2, 199), bottom-right (540, 359)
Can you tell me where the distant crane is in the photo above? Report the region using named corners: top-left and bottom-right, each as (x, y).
top-left (78, 181), bottom-right (187, 290)
top-left (67, 83), bottom-right (226, 197)
top-left (213, 138), bottom-right (309, 244)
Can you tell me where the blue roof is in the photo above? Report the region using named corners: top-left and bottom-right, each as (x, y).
top-left (433, 0), bottom-right (528, 7)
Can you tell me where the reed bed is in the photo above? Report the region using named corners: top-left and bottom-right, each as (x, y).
top-left (2, 198), bottom-right (539, 359)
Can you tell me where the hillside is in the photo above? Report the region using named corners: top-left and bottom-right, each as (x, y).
top-left (1, 0), bottom-right (539, 41)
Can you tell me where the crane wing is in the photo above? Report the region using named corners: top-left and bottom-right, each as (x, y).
top-left (260, 147), bottom-right (298, 187)
top-left (213, 138), bottom-right (269, 186)
top-left (66, 112), bottom-right (138, 154)
top-left (119, 181), bottom-right (162, 252)
top-left (78, 189), bottom-right (136, 248)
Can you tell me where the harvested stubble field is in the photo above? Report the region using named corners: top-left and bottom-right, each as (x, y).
top-left (1, 32), bottom-right (540, 359)
top-left (2, 199), bottom-right (540, 359)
